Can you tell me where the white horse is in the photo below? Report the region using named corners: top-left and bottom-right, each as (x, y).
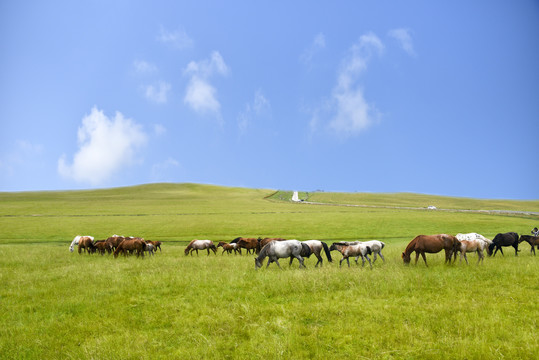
top-left (329, 242), bottom-right (373, 268)
top-left (184, 239), bottom-right (217, 256)
top-left (456, 233), bottom-right (491, 264)
top-left (255, 240), bottom-right (307, 269)
top-left (69, 235), bottom-right (94, 252)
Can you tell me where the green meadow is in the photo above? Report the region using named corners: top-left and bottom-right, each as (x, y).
top-left (0, 183), bottom-right (538, 359)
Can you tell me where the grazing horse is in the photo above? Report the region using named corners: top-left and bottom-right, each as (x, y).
top-left (255, 240), bottom-right (306, 269)
top-left (184, 239), bottom-right (217, 256)
top-left (518, 235), bottom-right (539, 255)
top-left (401, 234), bottom-right (459, 267)
top-left (256, 238), bottom-right (286, 254)
top-left (77, 236), bottom-right (96, 254)
top-left (113, 238), bottom-right (146, 258)
top-left (217, 241), bottom-right (242, 255)
top-left (232, 237), bottom-right (259, 254)
top-left (297, 240), bottom-right (332, 267)
top-left (487, 232), bottom-right (519, 257)
top-left (70, 235), bottom-right (93, 252)
top-left (93, 240), bottom-right (112, 255)
top-left (105, 235), bottom-right (125, 251)
top-left (329, 242), bottom-right (373, 268)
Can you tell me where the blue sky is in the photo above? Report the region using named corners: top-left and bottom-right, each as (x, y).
top-left (1, 1), bottom-right (538, 199)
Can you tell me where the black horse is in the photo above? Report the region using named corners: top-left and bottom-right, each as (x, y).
top-left (487, 232), bottom-right (519, 257)
top-left (519, 235), bottom-right (539, 256)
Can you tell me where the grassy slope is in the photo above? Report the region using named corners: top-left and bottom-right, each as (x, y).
top-left (0, 183), bottom-right (538, 359)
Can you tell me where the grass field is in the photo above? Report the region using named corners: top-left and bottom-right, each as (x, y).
top-left (0, 183), bottom-right (538, 359)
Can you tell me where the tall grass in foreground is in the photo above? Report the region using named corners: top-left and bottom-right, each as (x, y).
top-left (1, 243), bottom-right (537, 359)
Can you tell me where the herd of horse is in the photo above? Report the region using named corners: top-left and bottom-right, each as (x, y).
top-left (183, 230), bottom-right (539, 269)
top-left (71, 229), bottom-right (539, 269)
top-left (69, 235), bottom-right (162, 258)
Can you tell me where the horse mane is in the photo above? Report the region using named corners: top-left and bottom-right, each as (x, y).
top-left (404, 236), bottom-right (420, 255)
top-left (186, 239), bottom-right (197, 249)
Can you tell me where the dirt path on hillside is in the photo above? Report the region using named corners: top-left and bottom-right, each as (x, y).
top-left (295, 200), bottom-right (539, 218)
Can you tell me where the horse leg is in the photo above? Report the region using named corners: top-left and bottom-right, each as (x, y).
top-left (379, 252), bottom-right (385, 262)
top-left (514, 244), bottom-right (519, 256)
top-left (274, 259), bottom-right (282, 269)
top-left (360, 255), bottom-right (366, 267)
top-left (354, 256), bottom-right (359, 265)
top-left (297, 255), bottom-right (306, 269)
top-left (289, 256), bottom-right (294, 267)
top-left (365, 255), bottom-right (372, 269)
top-left (463, 252), bottom-right (469, 265)
top-left (316, 253), bottom-right (323, 267)
top-left (420, 252), bottom-right (428, 267)
top-left (414, 251), bottom-right (420, 265)
top-left (477, 250), bottom-right (483, 264)
top-left (499, 247), bottom-right (504, 256)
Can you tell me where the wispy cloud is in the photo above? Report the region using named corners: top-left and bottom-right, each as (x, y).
top-left (151, 157), bottom-right (180, 182)
top-left (312, 32), bottom-right (384, 137)
top-left (300, 32), bottom-right (326, 65)
top-left (238, 90), bottom-right (271, 134)
top-left (58, 107), bottom-right (147, 185)
top-left (183, 51), bottom-right (229, 118)
top-left (388, 28), bottom-right (416, 56)
top-left (133, 60), bottom-right (157, 74)
top-left (144, 81), bottom-right (171, 104)
top-left (157, 26), bottom-right (193, 49)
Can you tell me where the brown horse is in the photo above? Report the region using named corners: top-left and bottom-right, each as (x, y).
top-left (93, 240), bottom-right (112, 255)
top-left (232, 237), bottom-right (259, 254)
top-left (113, 238), bottom-right (146, 258)
top-left (105, 235), bottom-right (126, 251)
top-left (519, 235), bottom-right (539, 255)
top-left (78, 236), bottom-right (95, 254)
top-left (256, 238), bottom-right (286, 254)
top-left (217, 241), bottom-right (241, 255)
top-left (402, 234), bottom-right (459, 266)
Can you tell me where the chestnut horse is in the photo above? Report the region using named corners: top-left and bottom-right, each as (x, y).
top-left (70, 235), bottom-right (93, 252)
top-left (402, 234), bottom-right (459, 267)
top-left (113, 238), bottom-right (146, 258)
top-left (232, 237), bottom-right (259, 254)
top-left (78, 236), bottom-right (96, 254)
top-left (184, 239), bottom-right (217, 256)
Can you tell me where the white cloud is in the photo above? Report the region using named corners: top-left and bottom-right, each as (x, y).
top-left (183, 51), bottom-right (229, 117)
top-left (58, 107), bottom-right (147, 185)
top-left (313, 32), bottom-right (384, 137)
top-left (388, 28), bottom-right (416, 56)
top-left (238, 90), bottom-right (271, 134)
top-left (144, 81), bottom-right (171, 103)
top-left (153, 124), bottom-right (166, 136)
top-left (157, 26), bottom-right (193, 49)
top-left (133, 60), bottom-right (157, 74)
top-left (300, 32), bottom-right (326, 65)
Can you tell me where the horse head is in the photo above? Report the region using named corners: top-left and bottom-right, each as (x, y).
top-left (254, 257), bottom-right (262, 269)
top-left (486, 242), bottom-right (495, 256)
top-left (401, 252), bottom-right (411, 264)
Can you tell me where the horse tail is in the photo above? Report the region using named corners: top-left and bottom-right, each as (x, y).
top-left (321, 242), bottom-right (333, 262)
top-left (380, 242), bottom-right (385, 249)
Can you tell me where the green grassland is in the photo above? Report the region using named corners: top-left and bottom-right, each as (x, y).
top-left (0, 183), bottom-right (538, 359)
